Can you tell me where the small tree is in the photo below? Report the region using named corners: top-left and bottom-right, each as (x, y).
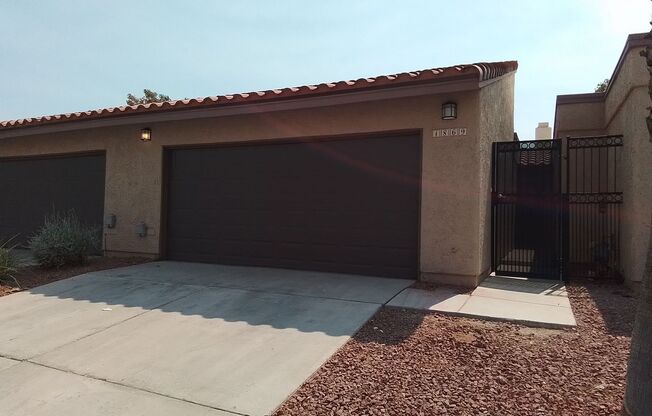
top-left (594, 78), bottom-right (610, 93)
top-left (126, 89), bottom-right (171, 106)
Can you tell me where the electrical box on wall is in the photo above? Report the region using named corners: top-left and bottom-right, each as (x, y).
top-left (104, 214), bottom-right (116, 229)
top-left (136, 222), bottom-right (148, 238)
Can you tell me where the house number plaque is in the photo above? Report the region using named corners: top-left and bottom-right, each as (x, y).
top-left (433, 127), bottom-right (468, 138)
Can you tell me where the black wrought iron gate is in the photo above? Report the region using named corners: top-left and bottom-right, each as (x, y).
top-left (491, 135), bottom-right (623, 280)
top-left (564, 135), bottom-right (623, 279)
top-left (491, 140), bottom-right (563, 279)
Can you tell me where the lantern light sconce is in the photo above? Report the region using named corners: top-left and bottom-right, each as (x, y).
top-left (441, 102), bottom-right (457, 120)
top-left (140, 128), bottom-right (152, 142)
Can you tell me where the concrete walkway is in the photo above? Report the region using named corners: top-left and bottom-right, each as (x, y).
top-left (0, 261), bottom-right (412, 416)
top-left (388, 275), bottom-right (576, 328)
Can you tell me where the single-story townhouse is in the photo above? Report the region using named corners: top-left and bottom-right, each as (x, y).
top-left (555, 32), bottom-right (652, 287)
top-left (0, 61), bottom-right (517, 287)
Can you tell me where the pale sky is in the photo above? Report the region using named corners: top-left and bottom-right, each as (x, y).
top-left (0, 0), bottom-right (649, 138)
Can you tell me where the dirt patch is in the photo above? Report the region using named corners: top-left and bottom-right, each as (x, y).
top-left (275, 282), bottom-right (636, 416)
top-left (0, 257), bottom-right (151, 297)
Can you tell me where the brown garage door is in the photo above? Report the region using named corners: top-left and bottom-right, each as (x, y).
top-left (0, 153), bottom-right (106, 246)
top-left (165, 134), bottom-right (421, 279)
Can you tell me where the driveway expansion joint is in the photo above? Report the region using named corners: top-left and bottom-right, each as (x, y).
top-left (26, 360), bottom-right (246, 415)
top-left (27, 285), bottom-right (204, 362)
top-left (0, 355), bottom-right (24, 364)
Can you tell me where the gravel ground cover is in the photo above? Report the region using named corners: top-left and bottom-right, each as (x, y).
top-left (0, 256), bottom-right (150, 297)
top-left (275, 281), bottom-right (636, 416)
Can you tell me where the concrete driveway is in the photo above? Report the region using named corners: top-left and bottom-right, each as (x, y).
top-left (0, 262), bottom-right (412, 416)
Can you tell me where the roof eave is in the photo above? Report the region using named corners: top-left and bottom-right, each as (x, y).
top-left (556, 92), bottom-right (606, 105)
top-left (0, 60), bottom-right (517, 137)
top-left (0, 75), bottom-right (482, 139)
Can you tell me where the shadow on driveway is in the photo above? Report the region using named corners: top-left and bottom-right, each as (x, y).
top-left (16, 261), bottom-right (413, 337)
top-left (0, 261), bottom-right (413, 416)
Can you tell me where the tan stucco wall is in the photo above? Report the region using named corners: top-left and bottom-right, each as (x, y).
top-left (555, 100), bottom-right (606, 138)
top-left (0, 85), bottom-right (513, 285)
top-left (554, 44), bottom-right (652, 284)
top-left (606, 47), bottom-right (651, 283)
top-left (477, 74), bottom-right (515, 282)
top-left (605, 46), bottom-right (648, 123)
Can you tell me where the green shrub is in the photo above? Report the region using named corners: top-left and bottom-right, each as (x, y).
top-left (0, 238), bottom-right (19, 287)
top-left (29, 211), bottom-right (101, 269)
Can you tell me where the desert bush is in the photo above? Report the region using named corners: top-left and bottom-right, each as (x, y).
top-left (29, 211), bottom-right (101, 269)
top-left (0, 238), bottom-right (19, 287)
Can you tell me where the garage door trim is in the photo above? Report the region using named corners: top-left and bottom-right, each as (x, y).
top-left (0, 149), bottom-right (106, 163)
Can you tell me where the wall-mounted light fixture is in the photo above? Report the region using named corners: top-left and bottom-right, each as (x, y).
top-left (140, 128), bottom-right (152, 142)
top-left (441, 102), bottom-right (457, 120)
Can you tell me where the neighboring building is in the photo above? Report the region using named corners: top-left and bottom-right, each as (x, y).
top-left (535, 122), bottom-right (552, 140)
top-left (555, 33), bottom-right (652, 286)
top-left (0, 61), bottom-right (517, 287)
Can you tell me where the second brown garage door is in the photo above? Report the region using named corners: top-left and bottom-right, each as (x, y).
top-left (0, 153), bottom-right (106, 246)
top-left (165, 133), bottom-right (421, 279)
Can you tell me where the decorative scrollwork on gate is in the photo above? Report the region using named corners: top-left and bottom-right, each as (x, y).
top-left (567, 135), bottom-right (624, 148)
top-left (496, 139), bottom-right (559, 152)
top-left (568, 193), bottom-right (623, 204)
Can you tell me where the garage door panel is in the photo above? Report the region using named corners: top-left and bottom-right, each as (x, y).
top-left (167, 182), bottom-right (201, 208)
top-left (379, 247), bottom-right (419, 267)
top-left (224, 240), bottom-right (275, 259)
top-left (274, 241), bottom-right (313, 260)
top-left (166, 134), bottom-right (420, 279)
top-left (0, 154), bottom-right (105, 245)
top-left (168, 218), bottom-right (216, 241)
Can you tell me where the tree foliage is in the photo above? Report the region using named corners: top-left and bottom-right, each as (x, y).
top-left (126, 89), bottom-right (171, 106)
top-left (594, 78), bottom-right (610, 93)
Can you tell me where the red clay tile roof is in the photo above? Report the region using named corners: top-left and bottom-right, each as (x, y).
top-left (0, 61), bottom-right (517, 131)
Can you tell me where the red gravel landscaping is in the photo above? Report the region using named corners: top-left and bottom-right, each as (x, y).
top-left (275, 281), bottom-right (636, 416)
top-left (0, 256), bottom-right (150, 297)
